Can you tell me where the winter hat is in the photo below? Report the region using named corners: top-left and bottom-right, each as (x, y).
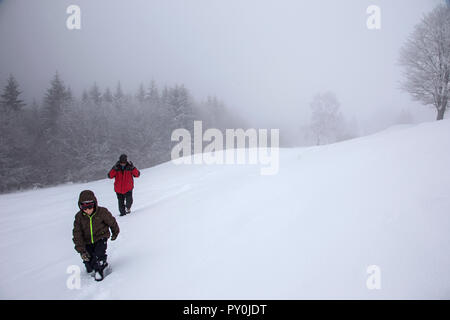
top-left (78, 190), bottom-right (98, 210)
top-left (119, 154), bottom-right (127, 163)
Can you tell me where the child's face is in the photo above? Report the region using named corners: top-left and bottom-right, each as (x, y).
top-left (83, 207), bottom-right (94, 215)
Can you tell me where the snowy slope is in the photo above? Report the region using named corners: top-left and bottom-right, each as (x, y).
top-left (1, 120), bottom-right (450, 299)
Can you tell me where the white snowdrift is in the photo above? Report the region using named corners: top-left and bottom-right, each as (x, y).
top-left (1, 120), bottom-right (450, 299)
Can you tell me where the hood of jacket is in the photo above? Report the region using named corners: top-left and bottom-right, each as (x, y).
top-left (78, 190), bottom-right (98, 210)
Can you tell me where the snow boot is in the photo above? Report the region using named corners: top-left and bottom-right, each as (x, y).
top-left (99, 260), bottom-right (108, 270)
top-left (84, 262), bottom-right (94, 275)
top-left (94, 269), bottom-right (104, 281)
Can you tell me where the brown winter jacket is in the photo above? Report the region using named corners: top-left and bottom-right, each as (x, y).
top-left (72, 190), bottom-right (120, 253)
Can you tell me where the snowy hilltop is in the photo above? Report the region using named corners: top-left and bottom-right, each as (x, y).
top-left (1, 120), bottom-right (450, 299)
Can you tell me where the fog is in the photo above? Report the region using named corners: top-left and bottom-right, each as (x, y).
top-left (0, 0), bottom-right (441, 139)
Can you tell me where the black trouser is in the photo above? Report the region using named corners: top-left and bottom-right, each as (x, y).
top-left (84, 238), bottom-right (107, 273)
top-left (116, 190), bottom-right (133, 215)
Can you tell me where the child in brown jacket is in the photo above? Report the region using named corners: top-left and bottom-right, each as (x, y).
top-left (72, 190), bottom-right (120, 281)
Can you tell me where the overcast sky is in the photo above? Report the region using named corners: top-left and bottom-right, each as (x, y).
top-left (0, 0), bottom-right (442, 138)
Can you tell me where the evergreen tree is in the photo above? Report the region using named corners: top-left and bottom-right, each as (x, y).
top-left (113, 81), bottom-right (125, 109)
top-left (114, 81), bottom-right (124, 101)
top-left (82, 90), bottom-right (89, 104)
top-left (43, 72), bottom-right (70, 127)
top-left (66, 86), bottom-right (74, 103)
top-left (136, 83), bottom-right (146, 104)
top-left (0, 74), bottom-right (26, 112)
top-left (147, 80), bottom-right (160, 105)
top-left (40, 73), bottom-right (73, 184)
top-left (168, 84), bottom-right (195, 130)
top-left (89, 82), bottom-right (102, 106)
top-left (161, 86), bottom-right (169, 105)
top-left (103, 87), bottom-right (113, 103)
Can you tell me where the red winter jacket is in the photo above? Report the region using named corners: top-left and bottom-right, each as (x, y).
top-left (108, 162), bottom-right (140, 194)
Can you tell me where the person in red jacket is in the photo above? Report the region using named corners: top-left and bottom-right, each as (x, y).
top-left (108, 154), bottom-right (140, 216)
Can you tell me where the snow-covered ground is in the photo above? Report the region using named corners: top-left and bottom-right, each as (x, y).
top-left (1, 120), bottom-right (450, 299)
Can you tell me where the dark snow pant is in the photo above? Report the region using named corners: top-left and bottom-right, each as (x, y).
top-left (116, 190), bottom-right (133, 215)
top-left (83, 238), bottom-right (108, 273)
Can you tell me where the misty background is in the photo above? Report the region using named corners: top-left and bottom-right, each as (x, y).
top-left (0, 0), bottom-right (444, 191)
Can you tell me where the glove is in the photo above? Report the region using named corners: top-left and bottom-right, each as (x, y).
top-left (111, 234), bottom-right (118, 241)
top-left (128, 161), bottom-right (135, 169)
top-left (81, 252), bottom-right (91, 262)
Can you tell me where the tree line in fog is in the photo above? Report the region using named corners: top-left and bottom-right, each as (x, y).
top-left (0, 73), bottom-right (244, 192)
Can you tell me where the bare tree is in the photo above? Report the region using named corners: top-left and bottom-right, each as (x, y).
top-left (399, 5), bottom-right (450, 120)
top-left (310, 91), bottom-right (344, 145)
